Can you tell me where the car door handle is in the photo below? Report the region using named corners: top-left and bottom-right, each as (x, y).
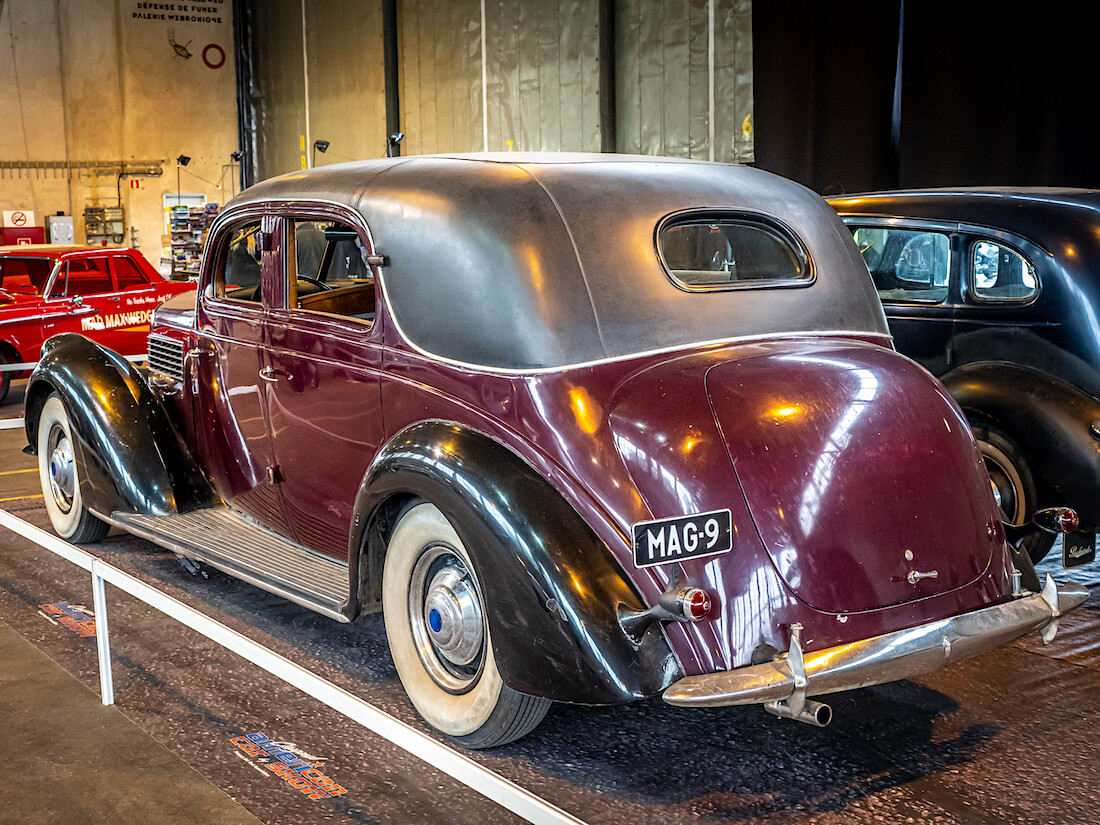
top-left (106, 295), bottom-right (120, 302)
top-left (259, 366), bottom-right (290, 382)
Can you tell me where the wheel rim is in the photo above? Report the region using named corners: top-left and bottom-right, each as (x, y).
top-left (47, 423), bottom-right (75, 514)
top-left (408, 543), bottom-right (485, 694)
top-left (982, 453), bottom-right (1022, 525)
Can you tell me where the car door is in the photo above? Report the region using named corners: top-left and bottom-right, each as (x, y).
top-left (42, 255), bottom-right (119, 349)
top-left (949, 229), bottom-right (1047, 371)
top-left (845, 219), bottom-right (960, 376)
top-left (103, 253), bottom-right (161, 355)
top-left (261, 214), bottom-right (385, 559)
top-left (190, 215), bottom-right (297, 540)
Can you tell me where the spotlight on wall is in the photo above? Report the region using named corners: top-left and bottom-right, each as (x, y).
top-left (176, 155), bottom-right (191, 205)
top-left (230, 150), bottom-right (243, 162)
top-left (387, 132), bottom-right (405, 158)
top-left (312, 140), bottom-right (330, 168)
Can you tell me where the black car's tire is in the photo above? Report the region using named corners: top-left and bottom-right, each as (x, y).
top-left (971, 421), bottom-right (1053, 564)
top-left (0, 348), bottom-right (12, 405)
top-left (37, 394), bottom-right (110, 544)
top-left (382, 501), bottom-right (550, 748)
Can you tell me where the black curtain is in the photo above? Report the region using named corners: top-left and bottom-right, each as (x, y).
top-left (754, 0), bottom-right (901, 194)
top-left (755, 1), bottom-right (1100, 193)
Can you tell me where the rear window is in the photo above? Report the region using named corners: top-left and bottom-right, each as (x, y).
top-left (658, 215), bottom-right (810, 289)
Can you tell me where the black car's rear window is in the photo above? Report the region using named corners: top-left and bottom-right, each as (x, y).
top-left (658, 215), bottom-right (810, 290)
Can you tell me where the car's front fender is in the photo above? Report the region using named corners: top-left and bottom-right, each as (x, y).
top-left (24, 334), bottom-right (214, 518)
top-left (943, 362), bottom-right (1100, 529)
top-left (350, 420), bottom-right (681, 705)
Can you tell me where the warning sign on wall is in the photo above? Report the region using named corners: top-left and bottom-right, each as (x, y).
top-left (2, 210), bottom-right (36, 228)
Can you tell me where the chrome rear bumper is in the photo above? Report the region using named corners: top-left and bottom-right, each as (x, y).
top-left (663, 575), bottom-right (1088, 708)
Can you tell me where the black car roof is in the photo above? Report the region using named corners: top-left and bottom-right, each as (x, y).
top-left (829, 188), bottom-right (1100, 255)
top-left (228, 154), bottom-right (888, 370)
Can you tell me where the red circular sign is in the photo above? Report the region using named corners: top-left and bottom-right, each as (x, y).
top-left (203, 44), bottom-right (225, 70)
top-left (11, 211), bottom-right (27, 226)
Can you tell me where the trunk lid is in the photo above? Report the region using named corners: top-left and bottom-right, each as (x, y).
top-left (704, 339), bottom-right (1001, 613)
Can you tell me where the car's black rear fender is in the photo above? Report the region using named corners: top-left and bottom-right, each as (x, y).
top-left (24, 334), bottom-right (214, 518)
top-left (944, 362), bottom-right (1100, 529)
top-left (350, 420), bottom-right (681, 705)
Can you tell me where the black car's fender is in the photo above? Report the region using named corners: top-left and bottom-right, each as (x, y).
top-left (24, 334), bottom-right (214, 518)
top-left (943, 362), bottom-right (1100, 528)
top-left (348, 420), bottom-right (681, 705)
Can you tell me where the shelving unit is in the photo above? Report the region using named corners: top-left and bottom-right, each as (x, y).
top-left (169, 202), bottom-right (219, 278)
top-left (84, 206), bottom-right (124, 245)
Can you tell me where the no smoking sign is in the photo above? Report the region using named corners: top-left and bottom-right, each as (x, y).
top-left (3, 209), bottom-right (37, 228)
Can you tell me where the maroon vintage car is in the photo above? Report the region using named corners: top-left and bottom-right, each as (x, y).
top-left (23, 155), bottom-right (1087, 747)
top-left (0, 244), bottom-right (194, 403)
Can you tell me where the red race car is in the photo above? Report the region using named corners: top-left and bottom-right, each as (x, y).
top-left (0, 244), bottom-right (195, 403)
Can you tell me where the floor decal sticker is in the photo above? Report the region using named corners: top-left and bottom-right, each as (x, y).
top-left (230, 732), bottom-right (347, 801)
top-left (37, 601), bottom-right (96, 637)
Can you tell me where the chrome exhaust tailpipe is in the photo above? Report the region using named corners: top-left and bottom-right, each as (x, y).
top-left (764, 698), bottom-right (833, 727)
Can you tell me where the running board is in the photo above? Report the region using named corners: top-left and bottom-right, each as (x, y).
top-left (110, 508), bottom-right (352, 622)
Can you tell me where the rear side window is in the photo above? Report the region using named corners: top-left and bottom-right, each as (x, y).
top-left (852, 226), bottom-right (950, 303)
top-left (659, 216), bottom-right (810, 289)
top-left (970, 240), bottom-right (1037, 302)
top-left (111, 256), bottom-right (149, 290)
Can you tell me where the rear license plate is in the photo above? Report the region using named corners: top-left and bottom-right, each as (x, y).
top-left (1063, 530), bottom-right (1096, 569)
top-left (632, 509), bottom-right (732, 568)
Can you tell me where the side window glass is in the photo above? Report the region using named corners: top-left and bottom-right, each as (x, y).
top-left (290, 219), bottom-right (375, 322)
top-left (55, 258), bottom-right (112, 298)
top-left (111, 257), bottom-right (149, 290)
top-left (970, 241), bottom-right (1037, 302)
top-left (217, 222), bottom-right (263, 303)
top-left (0, 258), bottom-right (52, 296)
top-left (852, 227), bottom-right (950, 303)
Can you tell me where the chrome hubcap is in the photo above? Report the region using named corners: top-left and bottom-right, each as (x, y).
top-left (990, 478), bottom-right (1002, 508)
top-left (424, 565), bottom-right (484, 667)
top-left (48, 427), bottom-right (75, 513)
top-left (409, 545), bottom-right (485, 693)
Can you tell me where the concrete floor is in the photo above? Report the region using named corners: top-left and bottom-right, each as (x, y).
top-left (0, 617), bottom-right (262, 825)
top-left (3, 377), bottom-right (1100, 824)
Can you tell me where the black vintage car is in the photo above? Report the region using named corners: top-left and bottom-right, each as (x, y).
top-left (830, 189), bottom-right (1100, 565)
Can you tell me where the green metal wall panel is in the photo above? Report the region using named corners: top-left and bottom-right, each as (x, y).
top-left (483, 0), bottom-right (600, 152)
top-left (398, 0), bottom-right (482, 156)
top-left (246, 0), bottom-right (752, 177)
top-left (304, 1), bottom-right (387, 165)
top-left (250, 0), bottom-right (307, 180)
top-left (617, 0), bottom-right (753, 162)
top-left (715, 0), bottom-right (754, 163)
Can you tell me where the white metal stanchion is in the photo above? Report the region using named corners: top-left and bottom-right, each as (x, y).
top-left (90, 560), bottom-right (115, 706)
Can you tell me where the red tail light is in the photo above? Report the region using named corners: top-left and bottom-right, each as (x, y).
top-left (677, 587), bottom-right (711, 621)
top-left (1056, 508), bottom-right (1080, 533)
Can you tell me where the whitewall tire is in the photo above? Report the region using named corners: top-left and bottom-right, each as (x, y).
top-left (382, 501), bottom-right (550, 748)
top-left (37, 394), bottom-right (109, 544)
